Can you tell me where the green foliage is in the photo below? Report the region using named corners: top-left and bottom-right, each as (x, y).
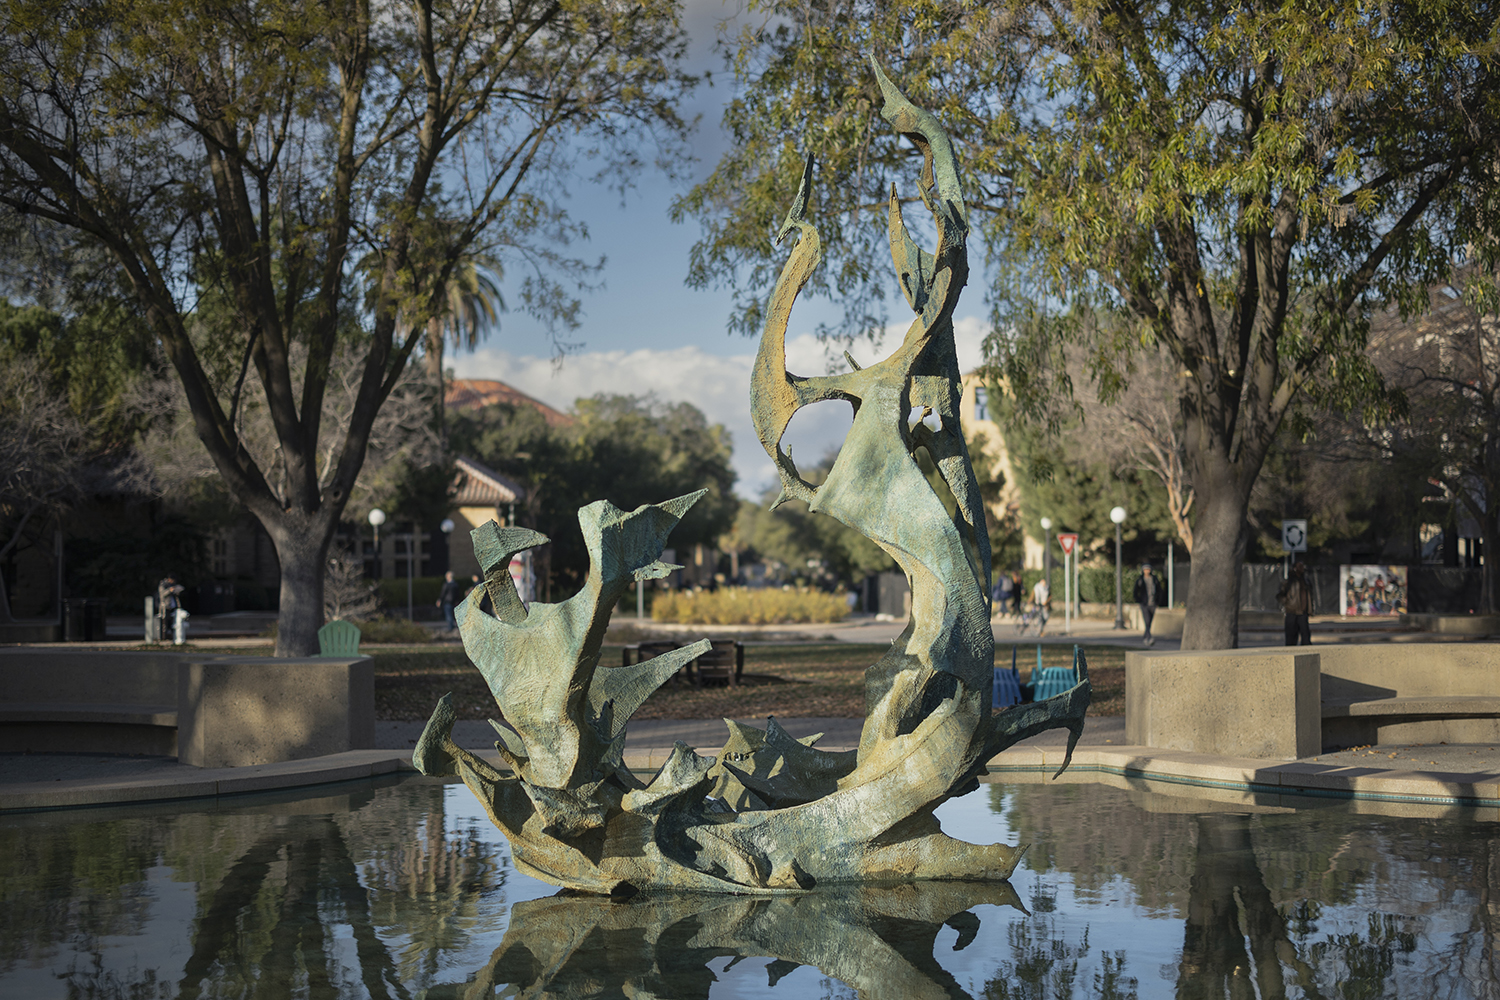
top-left (0, 0), bottom-right (699, 654)
top-left (992, 389), bottom-right (1174, 562)
top-left (651, 586), bottom-right (849, 625)
top-left (723, 447), bottom-right (898, 587)
top-left (0, 299), bottom-right (158, 448)
top-left (357, 617), bottom-right (433, 644)
top-left (449, 395), bottom-right (738, 591)
top-left (968, 425), bottom-right (1025, 572)
top-left (377, 576), bottom-right (445, 610)
top-left (67, 520), bottom-right (207, 613)
top-left (680, 0), bottom-right (1500, 645)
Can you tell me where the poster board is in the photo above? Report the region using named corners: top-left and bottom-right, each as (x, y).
top-left (1339, 565), bottom-right (1407, 615)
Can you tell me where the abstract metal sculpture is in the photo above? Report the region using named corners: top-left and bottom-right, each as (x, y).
top-left (413, 62), bottom-right (1090, 895)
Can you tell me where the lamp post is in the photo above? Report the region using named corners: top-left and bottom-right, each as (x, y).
top-left (440, 516), bottom-right (454, 576)
top-left (1040, 516), bottom-right (1053, 596)
top-left (368, 508), bottom-right (386, 579)
top-left (1110, 506), bottom-right (1127, 629)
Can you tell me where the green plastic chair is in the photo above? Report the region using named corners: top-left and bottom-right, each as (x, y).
top-left (318, 619), bottom-right (362, 657)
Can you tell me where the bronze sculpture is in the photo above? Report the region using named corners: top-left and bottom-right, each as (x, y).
top-left (413, 62), bottom-right (1090, 895)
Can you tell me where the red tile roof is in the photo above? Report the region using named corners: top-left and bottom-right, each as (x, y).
top-left (445, 379), bottom-right (573, 427)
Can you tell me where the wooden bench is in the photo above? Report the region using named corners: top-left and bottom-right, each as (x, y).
top-left (692, 640), bottom-right (744, 687)
top-left (621, 639), bottom-right (744, 687)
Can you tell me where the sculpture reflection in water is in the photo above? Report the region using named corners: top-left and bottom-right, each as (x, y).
top-left (432, 881), bottom-right (1026, 1000)
top-left (411, 59), bottom-right (1090, 896)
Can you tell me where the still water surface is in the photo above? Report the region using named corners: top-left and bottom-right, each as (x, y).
top-left (2, 774), bottom-right (1496, 999)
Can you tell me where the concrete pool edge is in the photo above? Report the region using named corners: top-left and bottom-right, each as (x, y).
top-left (6, 738), bottom-right (1500, 815)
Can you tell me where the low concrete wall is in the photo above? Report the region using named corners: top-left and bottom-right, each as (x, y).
top-left (0, 650), bottom-right (183, 755)
top-left (1125, 649), bottom-right (1321, 760)
top-left (178, 657), bottom-right (374, 768)
top-left (1127, 643), bottom-right (1500, 758)
top-left (0, 649), bottom-right (375, 767)
top-left (1315, 642), bottom-right (1500, 747)
top-left (1399, 613), bottom-right (1500, 636)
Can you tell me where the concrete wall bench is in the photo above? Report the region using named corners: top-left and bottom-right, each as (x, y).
top-left (0, 649), bottom-right (374, 767)
top-left (1126, 643), bottom-right (1500, 760)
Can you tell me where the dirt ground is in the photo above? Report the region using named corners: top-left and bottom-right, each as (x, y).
top-left (370, 642), bottom-right (1126, 722)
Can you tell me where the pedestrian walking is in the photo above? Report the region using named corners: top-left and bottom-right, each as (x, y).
top-left (1133, 562), bottom-right (1161, 647)
top-left (1031, 576), bottom-right (1051, 636)
top-left (1277, 562), bottom-right (1313, 645)
top-left (437, 571), bottom-right (463, 630)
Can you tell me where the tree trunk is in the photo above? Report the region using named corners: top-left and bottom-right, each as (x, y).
top-left (266, 515), bottom-right (335, 658)
top-left (1180, 478), bottom-right (1253, 650)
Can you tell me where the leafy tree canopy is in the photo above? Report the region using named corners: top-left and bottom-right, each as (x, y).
top-left (449, 394), bottom-right (738, 591)
top-left (677, 0), bottom-right (1500, 647)
top-left (0, 0), bottom-right (698, 654)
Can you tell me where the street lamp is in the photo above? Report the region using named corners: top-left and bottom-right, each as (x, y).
top-left (1040, 517), bottom-right (1053, 597)
top-left (1110, 506), bottom-right (1127, 629)
top-left (440, 517), bottom-right (455, 575)
top-left (368, 508), bottom-right (386, 580)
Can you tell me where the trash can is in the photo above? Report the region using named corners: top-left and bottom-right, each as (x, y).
top-left (84, 599), bottom-right (107, 640)
top-left (63, 599), bottom-right (108, 641)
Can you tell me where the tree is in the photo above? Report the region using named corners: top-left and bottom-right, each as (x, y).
top-left (0, 0), bottom-right (696, 654)
top-left (677, 1), bottom-right (1500, 648)
top-left (1365, 274), bottom-right (1500, 609)
top-left (449, 394), bottom-right (739, 593)
top-left (728, 454), bottom-right (896, 587)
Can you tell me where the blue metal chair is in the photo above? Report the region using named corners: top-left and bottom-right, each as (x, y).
top-left (1031, 645), bottom-right (1081, 701)
top-left (993, 645), bottom-right (1023, 709)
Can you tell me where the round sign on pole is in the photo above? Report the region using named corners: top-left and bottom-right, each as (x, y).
top-left (1281, 519), bottom-right (1308, 552)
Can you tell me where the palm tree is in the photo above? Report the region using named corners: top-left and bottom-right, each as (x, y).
top-left (424, 259), bottom-right (504, 439)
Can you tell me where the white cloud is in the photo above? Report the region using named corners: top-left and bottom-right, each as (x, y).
top-left (451, 315), bottom-right (991, 499)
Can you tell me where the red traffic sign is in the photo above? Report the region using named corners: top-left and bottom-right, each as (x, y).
top-left (1057, 533), bottom-right (1078, 555)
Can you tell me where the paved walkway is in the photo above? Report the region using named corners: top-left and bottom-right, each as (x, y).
top-left (6, 710), bottom-right (1500, 816)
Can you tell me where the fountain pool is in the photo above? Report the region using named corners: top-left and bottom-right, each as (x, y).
top-left (2, 773), bottom-right (1496, 999)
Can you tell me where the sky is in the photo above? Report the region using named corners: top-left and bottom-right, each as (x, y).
top-left (448, 0), bottom-right (993, 499)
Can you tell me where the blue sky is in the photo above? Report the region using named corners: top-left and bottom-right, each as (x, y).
top-left (449, 0), bottom-right (991, 498)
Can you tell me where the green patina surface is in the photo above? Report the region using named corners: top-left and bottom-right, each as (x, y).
top-left (414, 61), bottom-right (1090, 895)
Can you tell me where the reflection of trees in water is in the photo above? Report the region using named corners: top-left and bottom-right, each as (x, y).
top-left (342, 782), bottom-right (505, 988)
top-left (990, 782), bottom-right (1198, 914)
top-left (997, 783), bottom-right (1500, 999)
top-left (0, 813), bottom-right (170, 971)
top-left (9, 779), bottom-right (1500, 999)
top-left (979, 918), bottom-right (1139, 999)
top-left (1, 779), bottom-right (503, 1000)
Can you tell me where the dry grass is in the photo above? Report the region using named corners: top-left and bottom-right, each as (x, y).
top-left (370, 642), bottom-right (1126, 722)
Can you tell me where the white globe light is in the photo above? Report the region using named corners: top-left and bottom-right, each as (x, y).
top-left (1040, 517), bottom-right (1052, 531)
top-left (368, 508), bottom-right (386, 526)
top-left (1109, 506), bottom-right (1126, 524)
top-left (440, 518), bottom-right (455, 534)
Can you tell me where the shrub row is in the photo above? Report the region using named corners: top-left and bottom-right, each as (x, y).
top-left (651, 587), bottom-right (850, 625)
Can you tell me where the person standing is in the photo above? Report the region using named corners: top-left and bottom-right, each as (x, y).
top-left (1278, 562), bottom-right (1312, 645)
top-left (1133, 563), bottom-right (1161, 647)
top-left (437, 571), bottom-right (463, 630)
top-left (1031, 575), bottom-right (1051, 636)
top-left (1011, 571), bottom-right (1024, 615)
top-left (156, 573), bottom-right (183, 641)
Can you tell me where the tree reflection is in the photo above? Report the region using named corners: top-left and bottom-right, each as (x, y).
top-left (427, 881), bottom-right (1027, 1000)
